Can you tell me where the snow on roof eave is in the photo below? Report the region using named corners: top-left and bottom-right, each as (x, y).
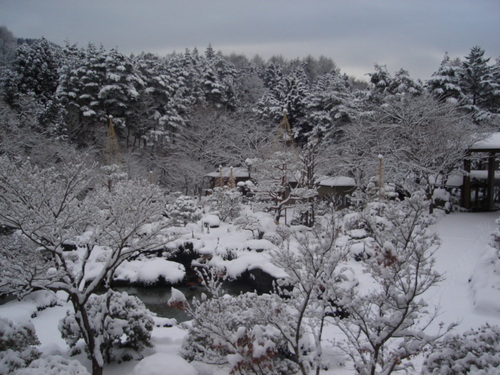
top-left (205, 167), bottom-right (250, 178)
top-left (469, 132), bottom-right (500, 151)
top-left (317, 176), bottom-right (356, 187)
top-left (445, 170), bottom-right (500, 187)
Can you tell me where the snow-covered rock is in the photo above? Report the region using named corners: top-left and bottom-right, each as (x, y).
top-left (201, 214), bottom-right (220, 228)
top-left (114, 258), bottom-right (185, 285)
top-left (243, 239), bottom-right (276, 252)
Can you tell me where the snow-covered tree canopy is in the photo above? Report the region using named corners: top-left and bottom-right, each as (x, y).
top-left (0, 157), bottom-right (174, 375)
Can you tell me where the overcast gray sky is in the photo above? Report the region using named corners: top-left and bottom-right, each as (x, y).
top-left (1, 0), bottom-right (499, 80)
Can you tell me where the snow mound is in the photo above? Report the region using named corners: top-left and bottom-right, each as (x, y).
top-left (114, 258), bottom-right (185, 285)
top-left (243, 239), bottom-right (276, 252)
top-left (210, 252), bottom-right (288, 280)
top-left (14, 355), bottom-right (90, 375)
top-left (132, 353), bottom-right (197, 375)
top-left (470, 245), bottom-right (500, 316)
top-left (201, 214), bottom-right (220, 228)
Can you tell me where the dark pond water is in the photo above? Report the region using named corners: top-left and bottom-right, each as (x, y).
top-left (114, 282), bottom-right (258, 322)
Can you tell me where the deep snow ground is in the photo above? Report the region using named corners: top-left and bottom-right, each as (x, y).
top-left (426, 211), bottom-right (500, 332)
top-left (1, 211), bottom-right (500, 374)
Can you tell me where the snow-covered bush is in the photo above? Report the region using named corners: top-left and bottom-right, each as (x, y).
top-left (432, 188), bottom-right (451, 212)
top-left (234, 214), bottom-right (262, 239)
top-left (206, 186), bottom-right (242, 222)
top-left (14, 355), bottom-right (90, 375)
top-left (270, 215), bottom-right (349, 375)
top-left (422, 324), bottom-right (500, 375)
top-left (182, 286), bottom-right (298, 375)
top-left (60, 291), bottom-right (154, 364)
top-left (0, 318), bottom-right (40, 374)
top-left (336, 193), bottom-right (453, 375)
top-left (201, 214), bottom-right (220, 229)
top-left (165, 195), bottom-right (202, 226)
top-left (262, 232), bottom-right (282, 246)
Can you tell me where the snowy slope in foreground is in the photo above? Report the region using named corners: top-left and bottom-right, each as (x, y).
top-left (425, 211), bottom-right (500, 332)
top-left (1, 211), bottom-right (499, 374)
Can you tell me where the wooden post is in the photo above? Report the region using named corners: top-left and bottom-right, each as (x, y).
top-left (378, 154), bottom-right (385, 200)
top-left (462, 152), bottom-right (471, 209)
top-left (215, 166), bottom-right (224, 188)
top-left (228, 166), bottom-right (236, 189)
top-left (487, 152), bottom-right (495, 210)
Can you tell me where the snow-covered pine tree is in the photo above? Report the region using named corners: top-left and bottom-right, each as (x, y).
top-left (6, 38), bottom-right (61, 104)
top-left (460, 46), bottom-right (492, 108)
top-left (255, 64), bottom-right (310, 145)
top-left (305, 71), bottom-right (359, 142)
top-left (427, 53), bottom-right (464, 103)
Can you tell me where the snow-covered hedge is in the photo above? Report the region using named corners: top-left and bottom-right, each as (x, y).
top-left (422, 324), bottom-right (500, 375)
top-left (13, 355), bottom-right (90, 375)
top-left (0, 318), bottom-right (40, 374)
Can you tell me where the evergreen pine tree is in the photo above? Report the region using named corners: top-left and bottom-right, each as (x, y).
top-left (460, 46), bottom-right (492, 108)
top-left (427, 53), bottom-right (464, 102)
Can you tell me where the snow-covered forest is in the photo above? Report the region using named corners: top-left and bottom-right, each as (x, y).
top-left (1, 24), bottom-right (500, 375)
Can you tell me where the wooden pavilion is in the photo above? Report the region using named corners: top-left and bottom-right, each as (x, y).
top-left (462, 133), bottom-right (500, 211)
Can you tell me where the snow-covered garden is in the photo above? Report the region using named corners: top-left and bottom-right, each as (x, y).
top-left (1, 174), bottom-right (500, 374)
top-left (1, 28), bottom-right (499, 375)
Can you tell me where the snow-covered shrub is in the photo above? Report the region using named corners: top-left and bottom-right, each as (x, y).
top-left (271, 215), bottom-right (349, 374)
top-left (262, 232), bottom-right (282, 246)
top-left (275, 225), bottom-right (292, 241)
top-left (0, 318), bottom-right (40, 374)
top-left (201, 214), bottom-right (220, 229)
top-left (206, 186), bottom-right (242, 222)
top-left (234, 215), bottom-right (262, 239)
top-left (336, 193), bottom-right (451, 375)
top-left (165, 195), bottom-right (202, 226)
top-left (182, 291), bottom-right (299, 375)
top-left (59, 291), bottom-right (154, 364)
top-left (432, 188), bottom-right (451, 212)
top-left (13, 355), bottom-right (90, 375)
top-left (422, 324), bottom-right (500, 375)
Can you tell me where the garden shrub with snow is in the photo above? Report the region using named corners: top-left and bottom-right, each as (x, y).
top-left (422, 324), bottom-right (500, 375)
top-left (59, 291), bottom-right (154, 364)
top-left (205, 186), bottom-right (242, 222)
top-left (165, 195), bottom-right (202, 226)
top-left (335, 194), bottom-right (455, 375)
top-left (182, 287), bottom-right (299, 375)
top-left (13, 355), bottom-right (90, 375)
top-left (0, 318), bottom-right (40, 374)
